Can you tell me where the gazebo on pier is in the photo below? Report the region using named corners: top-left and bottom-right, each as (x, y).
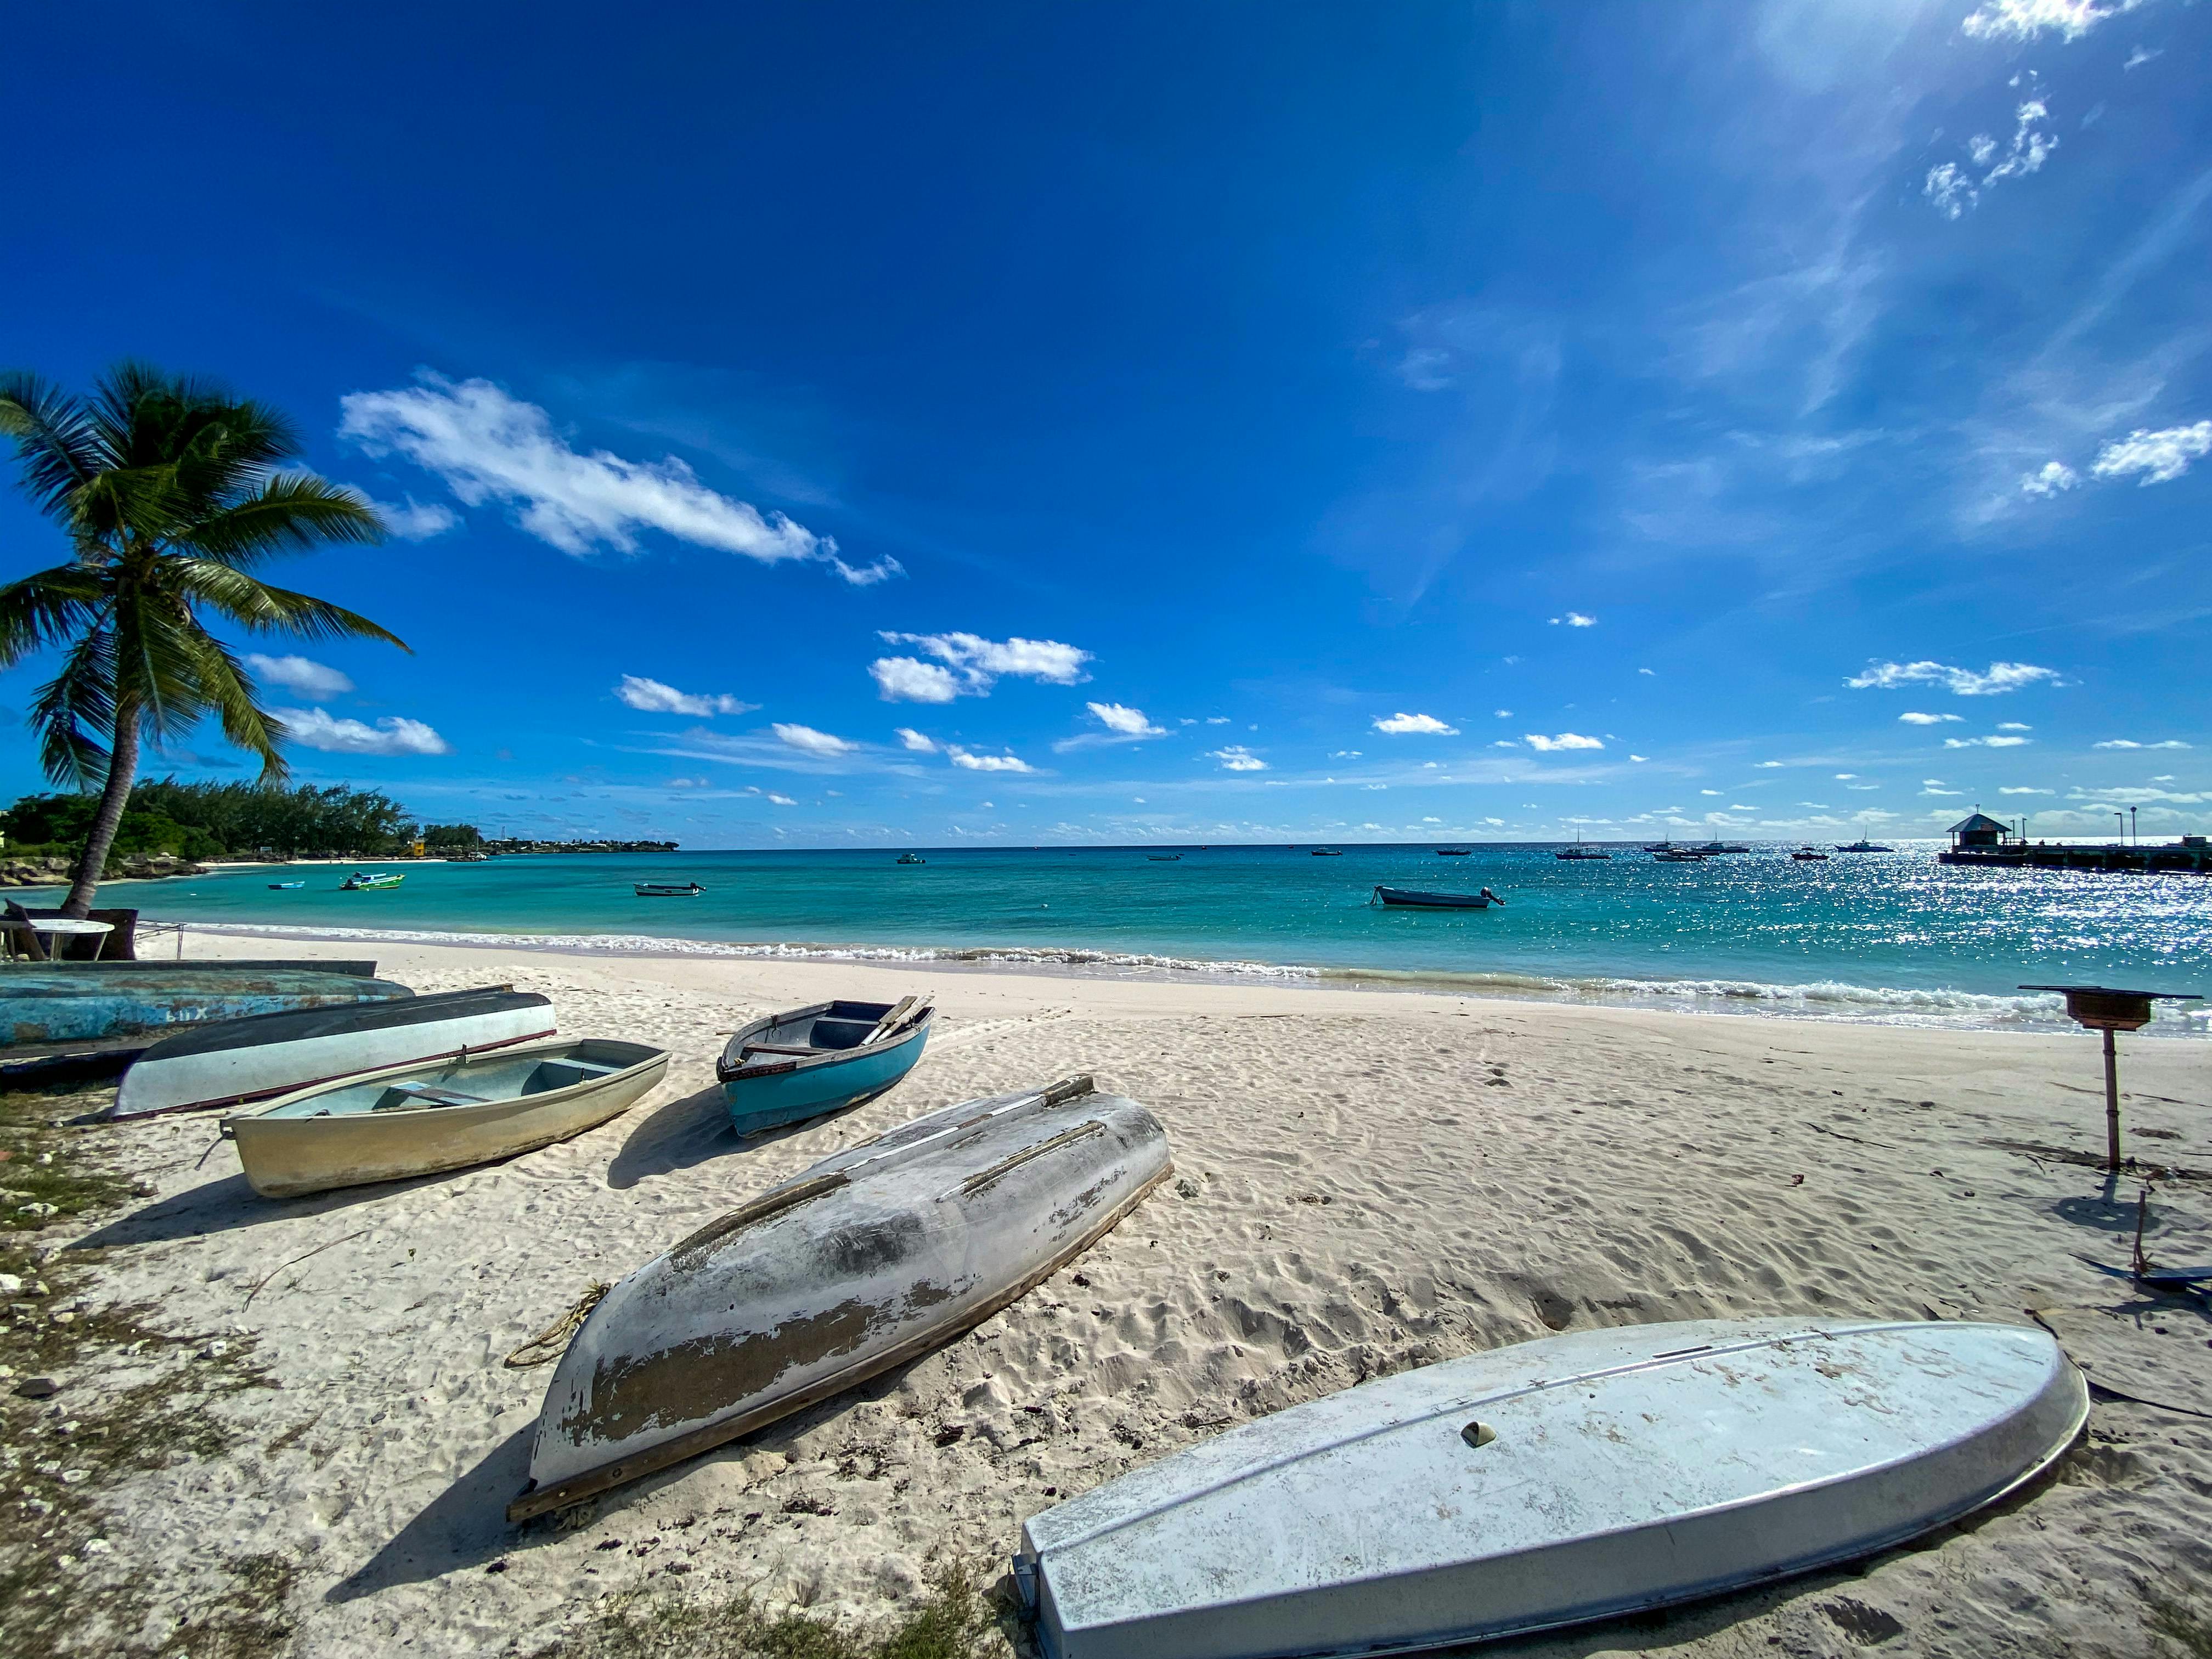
top-left (1946, 812), bottom-right (2012, 852)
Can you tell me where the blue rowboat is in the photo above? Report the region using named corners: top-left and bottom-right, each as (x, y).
top-left (0, 967), bottom-right (411, 1048)
top-left (716, 996), bottom-right (933, 1135)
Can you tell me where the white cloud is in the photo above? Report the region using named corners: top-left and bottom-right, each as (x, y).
top-left (1205, 715), bottom-right (1231, 725)
top-left (1835, 773), bottom-right (1857, 780)
top-left (338, 373), bottom-right (900, 583)
top-left (2089, 420), bottom-right (2212, 485)
top-left (614, 675), bottom-right (755, 717)
top-left (369, 496), bottom-right (459, 540)
top-left (1329, 749), bottom-right (1362, 759)
top-left (766, 793), bottom-right (797, 806)
top-left (2124, 44), bottom-right (2162, 67)
top-left (774, 723), bottom-right (856, 757)
top-left (1997, 722), bottom-right (2032, 731)
top-left (1054, 701), bottom-right (1169, 753)
top-left (1900, 712), bottom-right (1966, 725)
top-left (1549, 612), bottom-right (1597, 627)
top-left (1756, 760), bottom-right (1785, 768)
top-left (1924, 163), bottom-right (1977, 221)
top-left (1525, 732), bottom-right (1604, 752)
top-left (274, 707), bottom-right (450, 757)
top-left (2019, 461), bottom-right (2078, 497)
top-left (1922, 786), bottom-right (1963, 796)
top-left (1925, 98), bottom-right (2058, 219)
top-left (1629, 754), bottom-right (1649, 763)
top-left (1210, 746), bottom-right (1268, 771)
top-left (245, 653), bottom-right (354, 698)
top-left (1636, 668), bottom-right (1655, 677)
top-left (2000, 786), bottom-right (2053, 794)
top-left (1373, 712), bottom-right (1459, 735)
top-left (1944, 735), bottom-right (2032, 747)
top-left (868, 631), bottom-right (1092, 702)
top-left (894, 727), bottom-right (938, 753)
top-left (1848, 660), bottom-right (2061, 696)
top-left (2094, 738), bottom-right (2191, 749)
top-left (947, 746), bottom-right (1037, 774)
top-left (1961, 1), bottom-right (2141, 44)
top-left (1700, 789), bottom-right (1723, 796)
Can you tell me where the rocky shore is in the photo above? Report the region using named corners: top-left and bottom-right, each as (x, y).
top-left (0, 852), bottom-right (206, 888)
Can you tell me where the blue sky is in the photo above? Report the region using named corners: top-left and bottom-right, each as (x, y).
top-left (4, 0), bottom-right (2209, 846)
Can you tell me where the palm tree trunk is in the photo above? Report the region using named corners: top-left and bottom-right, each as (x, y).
top-left (63, 704), bottom-right (140, 918)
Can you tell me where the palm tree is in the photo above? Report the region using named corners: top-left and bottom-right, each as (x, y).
top-left (0, 363), bottom-right (406, 917)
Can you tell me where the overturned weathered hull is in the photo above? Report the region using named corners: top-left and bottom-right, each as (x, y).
top-left (510, 1074), bottom-right (1171, 1521)
top-left (1, 967), bottom-right (409, 1048)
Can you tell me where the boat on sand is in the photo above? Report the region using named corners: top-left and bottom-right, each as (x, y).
top-left (716, 996), bottom-right (933, 1136)
top-left (507, 1073), bottom-right (1172, 1521)
top-left (0, 966), bottom-right (406, 1048)
top-left (105, 986), bottom-right (556, 1120)
top-left (1017, 1317), bottom-right (2086, 1659)
top-left (224, 1036), bottom-right (666, 1198)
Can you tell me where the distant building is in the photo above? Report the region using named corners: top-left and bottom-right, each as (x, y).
top-left (1946, 812), bottom-right (2011, 851)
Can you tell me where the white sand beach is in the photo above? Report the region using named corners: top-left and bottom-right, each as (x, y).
top-left (15, 934), bottom-right (2212, 1657)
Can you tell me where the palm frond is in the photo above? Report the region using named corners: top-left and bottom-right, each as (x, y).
top-left (112, 587), bottom-right (226, 747)
top-left (180, 631), bottom-right (288, 781)
top-left (30, 625), bottom-right (119, 787)
top-left (0, 373), bottom-right (113, 521)
top-left (185, 474), bottom-right (386, 567)
top-left (167, 558), bottom-right (408, 650)
top-left (0, 564), bottom-right (109, 670)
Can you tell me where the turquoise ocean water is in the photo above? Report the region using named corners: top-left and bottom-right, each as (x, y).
top-left (101, 842), bottom-right (2212, 1032)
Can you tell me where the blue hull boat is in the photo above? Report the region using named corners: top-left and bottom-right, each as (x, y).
top-left (0, 967), bottom-right (411, 1047)
top-left (716, 996), bottom-right (933, 1136)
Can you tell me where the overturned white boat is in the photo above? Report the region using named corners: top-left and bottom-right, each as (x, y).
top-left (104, 986), bottom-right (556, 1120)
top-left (1018, 1317), bottom-right (2086, 1659)
top-left (509, 1074), bottom-right (1171, 1521)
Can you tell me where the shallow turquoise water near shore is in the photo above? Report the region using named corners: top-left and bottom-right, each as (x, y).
top-left (101, 842), bottom-right (2212, 1031)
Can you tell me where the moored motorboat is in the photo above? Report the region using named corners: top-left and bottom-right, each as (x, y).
top-left (104, 986), bottom-right (556, 1120)
top-left (717, 996), bottom-right (933, 1135)
top-left (634, 881), bottom-right (705, 896)
top-left (1310, 848), bottom-right (1342, 856)
top-left (1147, 854), bottom-right (1182, 861)
top-left (1435, 848), bottom-right (1471, 856)
top-left (224, 1036), bottom-right (667, 1198)
top-left (1555, 831), bottom-right (1610, 860)
top-left (896, 853), bottom-right (926, 864)
top-left (507, 1074), bottom-right (1172, 1521)
top-left (268, 881), bottom-right (305, 889)
top-left (1372, 885), bottom-right (1503, 909)
top-left (1791, 846), bottom-right (1830, 861)
top-left (1835, 838), bottom-right (1895, 853)
top-left (1017, 1317), bottom-right (2086, 1659)
top-left (338, 871), bottom-right (404, 890)
top-left (0, 967), bottom-right (408, 1048)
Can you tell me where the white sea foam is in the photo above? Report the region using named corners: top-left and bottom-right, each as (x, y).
top-left (156, 918), bottom-right (2205, 1034)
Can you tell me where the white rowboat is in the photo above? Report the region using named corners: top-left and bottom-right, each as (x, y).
top-left (1018, 1317), bottom-right (2086, 1659)
top-left (225, 1036), bottom-right (667, 1198)
top-left (104, 986), bottom-right (556, 1120)
top-left (509, 1074), bottom-right (1172, 1520)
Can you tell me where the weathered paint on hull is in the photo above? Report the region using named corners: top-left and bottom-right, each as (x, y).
top-left (225, 1037), bottom-right (667, 1198)
top-left (1018, 1318), bottom-right (2089, 1659)
top-left (0, 970), bottom-right (410, 1047)
top-left (510, 1075), bottom-right (1171, 1520)
top-left (720, 1022), bottom-right (929, 1135)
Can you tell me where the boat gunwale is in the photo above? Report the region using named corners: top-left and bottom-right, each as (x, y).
top-left (716, 1002), bottom-right (934, 1084)
top-left (225, 1036), bottom-right (668, 1130)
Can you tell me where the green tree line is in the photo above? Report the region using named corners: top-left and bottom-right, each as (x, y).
top-left (1, 778), bottom-right (480, 861)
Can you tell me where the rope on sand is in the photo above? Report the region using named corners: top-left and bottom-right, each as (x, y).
top-left (504, 1281), bottom-right (611, 1367)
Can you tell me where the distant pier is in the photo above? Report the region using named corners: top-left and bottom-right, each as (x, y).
top-left (1937, 811), bottom-right (2210, 875)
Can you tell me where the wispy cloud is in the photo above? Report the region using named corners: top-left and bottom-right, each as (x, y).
top-left (2019, 461), bottom-right (2078, 496)
top-left (1373, 712), bottom-right (1459, 735)
top-left (1549, 611), bottom-right (1596, 627)
top-left (339, 373), bottom-right (900, 584)
top-left (2094, 737), bottom-right (2191, 749)
top-left (368, 496), bottom-right (459, 540)
top-left (1923, 98), bottom-right (2058, 219)
top-left (869, 631), bottom-right (1092, 702)
top-left (894, 727), bottom-right (938, 753)
top-left (947, 746), bottom-right (1037, 773)
top-left (1848, 660), bottom-right (2062, 695)
top-left (1900, 712), bottom-right (1966, 724)
top-left (1961, 1), bottom-right (2142, 44)
top-left (246, 654), bottom-right (353, 698)
top-left (1944, 734), bottom-right (2032, 747)
top-left (1054, 701), bottom-right (1169, 752)
top-left (275, 707), bottom-right (450, 757)
top-left (774, 723), bottom-right (856, 757)
top-left (1525, 732), bottom-right (1604, 752)
top-left (1210, 746), bottom-right (1268, 771)
top-left (2089, 419), bottom-right (2212, 484)
top-left (614, 675), bottom-right (755, 716)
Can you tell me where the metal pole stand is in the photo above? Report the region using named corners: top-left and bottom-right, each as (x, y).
top-left (2102, 1027), bottom-right (2121, 1173)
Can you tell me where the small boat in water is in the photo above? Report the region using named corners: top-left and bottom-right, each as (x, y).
top-left (105, 986), bottom-right (557, 1121)
top-left (718, 996), bottom-right (933, 1135)
top-left (634, 882), bottom-right (705, 896)
top-left (338, 872), bottom-right (404, 890)
top-left (507, 1073), bottom-right (1172, 1521)
top-left (1372, 885), bottom-right (1503, 909)
top-left (1017, 1318), bottom-right (2085, 1659)
top-left (0, 967), bottom-right (408, 1048)
top-left (896, 853), bottom-right (926, 865)
top-left (1310, 848), bottom-right (1342, 856)
top-left (1791, 846), bottom-right (1830, 861)
top-left (224, 1036), bottom-right (667, 1198)
top-left (1555, 831), bottom-right (1610, 860)
top-left (1147, 854), bottom-right (1182, 861)
top-left (1652, 849), bottom-right (1707, 863)
top-left (1835, 838), bottom-right (1895, 853)
top-left (268, 881), bottom-right (305, 890)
